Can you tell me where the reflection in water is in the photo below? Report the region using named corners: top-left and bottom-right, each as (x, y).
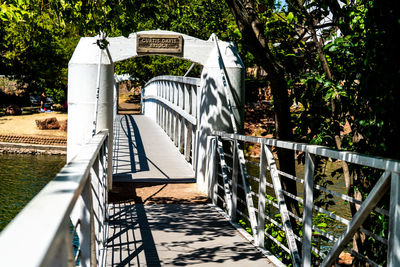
top-left (0, 153), bottom-right (66, 232)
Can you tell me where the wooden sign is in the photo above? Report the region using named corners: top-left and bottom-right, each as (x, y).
top-left (137, 34), bottom-right (183, 55)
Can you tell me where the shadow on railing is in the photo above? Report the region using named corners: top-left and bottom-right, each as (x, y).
top-left (0, 130), bottom-right (110, 267)
top-left (141, 75), bottom-right (199, 167)
top-left (207, 131), bottom-right (400, 267)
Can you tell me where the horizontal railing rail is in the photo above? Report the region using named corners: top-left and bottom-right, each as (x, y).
top-left (0, 130), bottom-right (110, 267)
top-left (142, 75), bottom-right (199, 166)
top-left (207, 131), bottom-right (400, 266)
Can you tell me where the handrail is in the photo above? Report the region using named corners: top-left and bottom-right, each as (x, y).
top-left (145, 75), bottom-right (200, 87)
top-left (142, 95), bottom-right (197, 125)
top-left (215, 131), bottom-right (400, 172)
top-left (209, 131), bottom-right (400, 266)
top-left (0, 130), bottom-right (109, 267)
top-left (142, 75), bottom-right (199, 165)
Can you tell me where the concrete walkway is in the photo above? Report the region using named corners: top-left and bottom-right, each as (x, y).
top-left (113, 115), bottom-right (195, 182)
top-left (108, 114), bottom-right (274, 266)
top-left (106, 203), bottom-right (273, 266)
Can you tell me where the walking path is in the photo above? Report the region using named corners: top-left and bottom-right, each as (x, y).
top-left (106, 203), bottom-right (273, 266)
top-left (112, 114), bottom-right (195, 182)
top-left (108, 113), bottom-right (274, 266)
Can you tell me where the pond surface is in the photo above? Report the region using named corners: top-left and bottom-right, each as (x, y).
top-left (0, 153), bottom-right (66, 232)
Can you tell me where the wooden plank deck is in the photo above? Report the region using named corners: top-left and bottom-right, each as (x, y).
top-left (112, 115), bottom-right (195, 182)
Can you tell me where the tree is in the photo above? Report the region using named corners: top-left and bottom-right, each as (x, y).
top-left (225, 0), bottom-right (299, 216)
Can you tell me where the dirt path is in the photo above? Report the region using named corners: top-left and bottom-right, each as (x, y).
top-left (0, 112), bottom-right (67, 137)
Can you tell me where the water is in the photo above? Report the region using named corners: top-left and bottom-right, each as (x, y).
top-left (245, 157), bottom-right (352, 254)
top-left (0, 153), bottom-right (66, 232)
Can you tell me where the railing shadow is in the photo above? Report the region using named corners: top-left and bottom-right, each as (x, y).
top-left (106, 202), bottom-right (267, 266)
top-left (113, 114), bottom-right (195, 182)
top-left (113, 115), bottom-right (149, 177)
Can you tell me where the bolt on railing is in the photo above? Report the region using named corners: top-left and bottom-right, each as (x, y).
top-left (0, 130), bottom-right (110, 267)
top-left (207, 131), bottom-right (400, 267)
top-left (141, 75), bottom-right (199, 167)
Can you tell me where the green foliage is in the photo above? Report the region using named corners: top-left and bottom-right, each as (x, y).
top-left (0, 0), bottom-right (240, 103)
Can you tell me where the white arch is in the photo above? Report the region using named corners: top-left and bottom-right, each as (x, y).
top-left (67, 30), bottom-right (245, 192)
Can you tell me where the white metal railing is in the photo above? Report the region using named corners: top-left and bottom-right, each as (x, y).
top-left (0, 130), bottom-right (110, 267)
top-left (207, 131), bottom-right (400, 267)
top-left (142, 75), bottom-right (199, 166)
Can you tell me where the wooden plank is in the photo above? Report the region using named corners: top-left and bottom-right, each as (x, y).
top-left (265, 145), bottom-right (301, 267)
top-left (321, 171), bottom-right (391, 266)
top-left (302, 151), bottom-right (315, 266)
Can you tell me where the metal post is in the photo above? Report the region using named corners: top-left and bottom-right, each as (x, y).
top-left (321, 171), bottom-right (391, 266)
top-left (257, 144), bottom-right (267, 248)
top-left (231, 140), bottom-right (239, 222)
top-left (387, 172), bottom-right (400, 266)
top-left (211, 137), bottom-right (218, 205)
top-left (236, 141), bottom-right (259, 245)
top-left (265, 145), bottom-right (301, 266)
top-left (302, 151), bottom-right (315, 266)
top-left (217, 137), bottom-right (233, 215)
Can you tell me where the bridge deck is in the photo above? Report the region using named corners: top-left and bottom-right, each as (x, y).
top-left (106, 203), bottom-right (272, 266)
top-left (113, 114), bottom-right (195, 182)
top-left (108, 114), bottom-right (273, 266)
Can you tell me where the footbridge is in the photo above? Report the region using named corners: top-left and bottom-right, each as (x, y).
top-left (0, 30), bottom-right (400, 267)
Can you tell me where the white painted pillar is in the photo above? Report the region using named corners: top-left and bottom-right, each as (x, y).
top-left (196, 41), bottom-right (245, 193)
top-left (67, 38), bottom-right (114, 184)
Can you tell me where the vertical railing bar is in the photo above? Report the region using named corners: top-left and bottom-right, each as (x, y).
top-left (265, 145), bottom-right (301, 266)
top-left (207, 137), bottom-right (217, 205)
top-left (216, 136), bottom-right (233, 215)
top-left (169, 81), bottom-right (173, 139)
top-left (235, 140), bottom-right (259, 243)
top-left (172, 81), bottom-right (177, 143)
top-left (231, 140), bottom-right (239, 222)
top-left (178, 83), bottom-right (184, 153)
top-left (65, 220), bottom-right (75, 267)
top-left (302, 150), bottom-right (315, 266)
top-left (321, 171), bottom-right (391, 266)
top-left (257, 143), bottom-right (267, 248)
top-left (213, 137), bottom-right (219, 205)
top-left (387, 171), bottom-right (399, 266)
top-left (163, 81), bottom-right (167, 132)
top-left (183, 84), bottom-right (190, 160)
top-left (156, 81), bottom-right (159, 124)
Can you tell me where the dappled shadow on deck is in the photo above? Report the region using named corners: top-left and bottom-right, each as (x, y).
top-left (106, 203), bottom-right (271, 266)
top-left (112, 114), bottom-right (195, 183)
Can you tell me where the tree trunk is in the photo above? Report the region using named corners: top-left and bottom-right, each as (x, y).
top-left (225, 0), bottom-right (299, 216)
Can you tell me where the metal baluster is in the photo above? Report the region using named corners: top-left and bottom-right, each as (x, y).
top-left (388, 171), bottom-right (400, 266)
top-left (231, 140), bottom-right (239, 222)
top-left (216, 136), bottom-right (233, 215)
top-left (257, 143), bottom-right (267, 248)
top-left (184, 84), bottom-right (191, 160)
top-left (302, 151), bottom-right (315, 266)
top-left (265, 145), bottom-right (301, 266)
